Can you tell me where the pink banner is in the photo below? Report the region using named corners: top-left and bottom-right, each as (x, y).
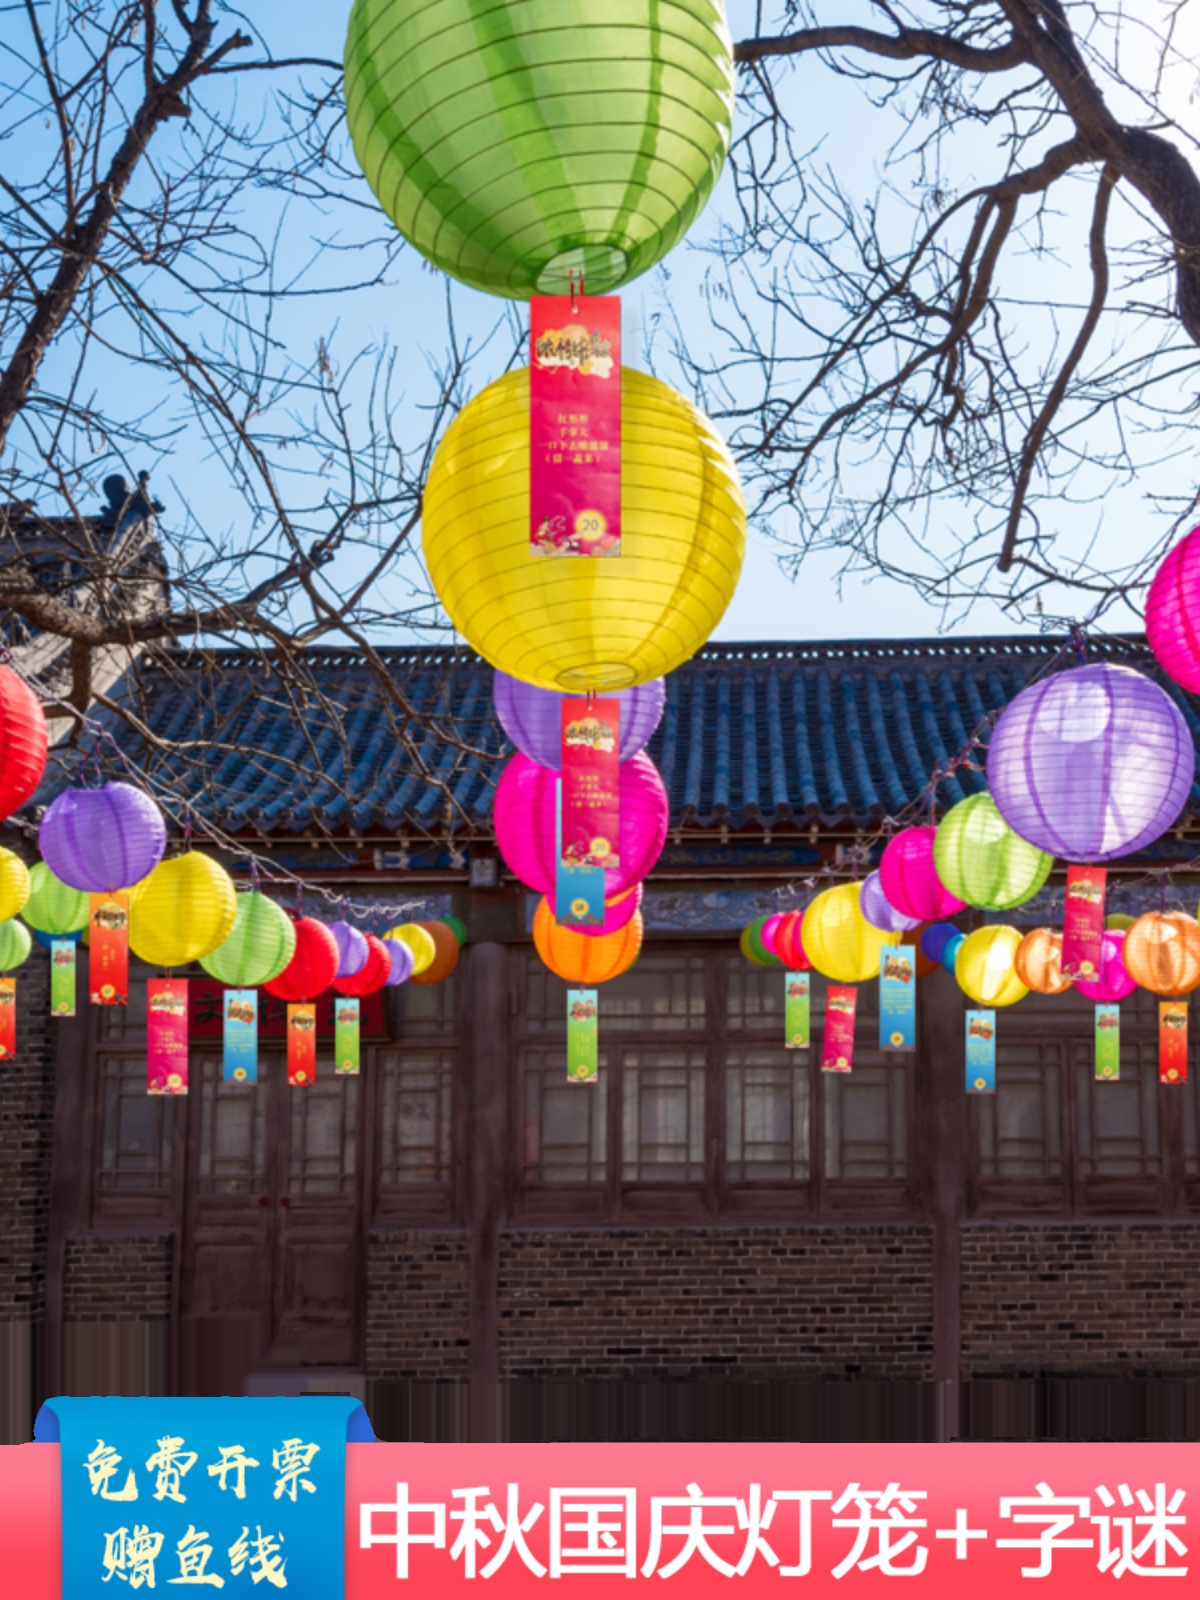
top-left (822, 984), bottom-right (858, 1072)
top-left (4, 1441), bottom-right (1200, 1594)
top-left (530, 294), bottom-right (621, 556)
top-left (1062, 865), bottom-right (1106, 982)
top-left (146, 978), bottom-right (188, 1095)
top-left (561, 698), bottom-right (620, 870)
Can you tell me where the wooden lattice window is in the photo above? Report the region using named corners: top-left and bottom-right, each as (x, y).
top-left (98, 1053), bottom-right (175, 1190)
top-left (522, 1048), bottom-right (609, 1184)
top-left (194, 1054), bottom-right (267, 1197)
top-left (725, 1048), bottom-right (809, 1182)
top-left (378, 1048), bottom-right (453, 1186)
top-left (977, 1039), bottom-right (1063, 1182)
top-left (823, 1055), bottom-right (908, 1181)
top-left (620, 1049), bottom-right (706, 1182)
top-left (288, 1072), bottom-right (358, 1196)
top-left (1074, 1040), bottom-right (1162, 1181)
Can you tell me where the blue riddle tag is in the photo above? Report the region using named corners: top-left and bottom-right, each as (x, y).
top-left (553, 777), bottom-right (606, 925)
top-left (223, 989), bottom-right (258, 1083)
top-left (879, 944), bottom-right (916, 1051)
top-left (35, 1394), bottom-right (372, 1597)
top-left (966, 1009), bottom-right (997, 1093)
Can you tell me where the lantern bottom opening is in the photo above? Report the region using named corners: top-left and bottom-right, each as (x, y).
top-left (555, 661), bottom-right (639, 692)
top-left (536, 245), bottom-right (629, 296)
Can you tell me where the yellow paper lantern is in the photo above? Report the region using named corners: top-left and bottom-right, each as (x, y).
top-left (0, 849), bottom-right (30, 922)
top-left (803, 882), bottom-right (899, 984)
top-left (129, 851), bottom-right (237, 968)
top-left (423, 366), bottom-right (745, 691)
top-left (955, 926), bottom-right (1029, 1007)
top-left (386, 921), bottom-right (437, 977)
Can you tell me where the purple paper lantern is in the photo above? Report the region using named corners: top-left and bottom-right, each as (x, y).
top-left (494, 671), bottom-right (665, 766)
top-left (328, 920), bottom-right (368, 977)
top-left (879, 827), bottom-right (967, 922)
top-left (382, 937), bottom-right (415, 986)
top-left (1146, 525), bottom-right (1200, 691)
top-left (1074, 929), bottom-right (1137, 1003)
top-left (987, 663), bottom-right (1194, 862)
top-left (39, 782), bottom-right (167, 893)
top-left (860, 870), bottom-right (921, 932)
top-left (493, 751), bottom-right (668, 898)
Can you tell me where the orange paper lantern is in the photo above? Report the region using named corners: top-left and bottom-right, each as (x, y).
top-left (1123, 911), bottom-right (1200, 996)
top-left (533, 898), bottom-right (642, 984)
top-left (1014, 928), bottom-right (1073, 996)
top-left (408, 920), bottom-right (462, 986)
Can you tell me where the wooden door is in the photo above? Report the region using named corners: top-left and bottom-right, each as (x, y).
top-left (178, 1053), bottom-right (363, 1394)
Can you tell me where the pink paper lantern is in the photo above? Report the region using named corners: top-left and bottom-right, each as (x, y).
top-left (879, 826), bottom-right (968, 923)
top-left (1146, 525), bottom-right (1200, 691)
top-left (493, 751), bottom-right (668, 898)
top-left (578, 882), bottom-right (644, 939)
top-left (760, 912), bottom-right (787, 957)
top-left (1074, 929), bottom-right (1137, 1002)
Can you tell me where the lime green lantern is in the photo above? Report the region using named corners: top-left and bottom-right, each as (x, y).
top-left (200, 893), bottom-right (297, 988)
top-left (0, 919), bottom-right (32, 971)
top-left (343, 0), bottom-right (735, 300)
top-left (934, 793), bottom-right (1053, 912)
top-left (23, 862), bottom-right (89, 936)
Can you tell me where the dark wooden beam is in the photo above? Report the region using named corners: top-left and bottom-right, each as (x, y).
top-left (464, 942), bottom-right (510, 1441)
top-left (920, 967), bottom-right (965, 1441)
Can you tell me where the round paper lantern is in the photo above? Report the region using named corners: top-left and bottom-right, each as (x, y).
top-left (1075, 930), bottom-right (1137, 1002)
top-left (328, 921), bottom-right (369, 978)
top-left (409, 921), bottom-right (461, 986)
top-left (200, 894), bottom-right (296, 987)
top-left (344, 0), bottom-right (735, 301)
top-left (386, 922), bottom-right (437, 977)
top-left (0, 918), bottom-right (31, 971)
top-left (739, 925), bottom-right (773, 966)
top-left (1014, 928), bottom-right (1072, 996)
top-left (129, 852), bottom-right (237, 968)
top-left (0, 666), bottom-right (47, 818)
top-left (955, 926), bottom-right (1029, 1007)
top-left (860, 870), bottom-right (921, 932)
top-left (382, 937), bottom-right (415, 987)
top-left (443, 916), bottom-right (468, 947)
top-left (264, 917), bottom-right (339, 1002)
top-left (742, 915), bottom-right (782, 966)
top-left (1107, 913), bottom-right (1136, 931)
top-left (334, 933), bottom-right (392, 996)
top-left (424, 368), bottom-right (745, 692)
top-left (803, 883), bottom-right (899, 984)
top-left (494, 673), bottom-right (666, 767)
top-left (935, 793), bottom-right (1053, 911)
top-left (773, 911), bottom-right (809, 972)
top-left (986, 663), bottom-right (1193, 861)
top-left (494, 751), bottom-right (668, 897)
top-left (941, 932), bottom-right (967, 974)
top-left (0, 850), bottom-right (30, 923)
top-left (921, 922), bottom-right (962, 966)
top-left (578, 884), bottom-right (643, 939)
top-left (39, 782), bottom-right (166, 892)
top-left (1146, 524), bottom-right (1200, 690)
top-left (760, 913), bottom-right (788, 958)
top-left (880, 828), bottom-right (968, 923)
top-left (23, 862), bottom-right (88, 936)
top-left (533, 898), bottom-right (643, 983)
top-left (1123, 912), bottom-right (1200, 996)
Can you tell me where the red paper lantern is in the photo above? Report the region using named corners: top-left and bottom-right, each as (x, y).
top-left (333, 932), bottom-right (391, 996)
top-left (0, 666), bottom-right (48, 819)
top-left (773, 911), bottom-right (810, 971)
top-left (264, 916), bottom-right (338, 1002)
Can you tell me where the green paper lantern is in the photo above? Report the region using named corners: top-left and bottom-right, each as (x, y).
top-left (0, 919), bottom-right (32, 972)
top-left (443, 915), bottom-right (467, 947)
top-left (23, 862), bottom-right (89, 936)
top-left (343, 0), bottom-right (735, 300)
top-left (200, 893), bottom-right (296, 988)
top-left (934, 793), bottom-right (1053, 912)
top-left (742, 916), bottom-right (780, 966)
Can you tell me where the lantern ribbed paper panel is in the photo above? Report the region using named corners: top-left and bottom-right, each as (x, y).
top-left (0, 666), bottom-right (47, 820)
top-left (494, 672), bottom-right (665, 766)
top-left (264, 917), bottom-right (339, 1002)
top-left (382, 937), bottom-right (415, 987)
top-left (935, 794), bottom-right (1053, 911)
top-left (860, 870), bottom-right (921, 932)
top-left (40, 782), bottom-right (166, 892)
top-left (879, 827), bottom-right (967, 922)
top-left (444, 916), bottom-right (468, 946)
top-left (494, 751), bottom-right (667, 897)
top-left (425, 368), bottom-right (745, 691)
top-left (129, 852), bottom-right (237, 968)
top-left (534, 898), bottom-right (643, 983)
top-left (803, 883), bottom-right (899, 984)
top-left (742, 916), bottom-right (781, 965)
top-left (328, 921), bottom-right (369, 978)
top-left (955, 926), bottom-right (1029, 1008)
top-left (334, 933), bottom-right (392, 996)
top-left (1014, 928), bottom-right (1072, 995)
top-left (921, 922), bottom-right (961, 966)
top-left (22, 862), bottom-right (88, 935)
top-left (409, 922), bottom-right (461, 986)
top-left (386, 922), bottom-right (437, 977)
top-left (1074, 929), bottom-right (1137, 1002)
top-left (1123, 912), bottom-right (1200, 996)
top-left (986, 664), bottom-right (1193, 861)
top-left (200, 893), bottom-right (296, 987)
top-left (0, 919), bottom-right (31, 971)
top-left (579, 884), bottom-right (642, 939)
top-left (774, 911), bottom-right (809, 971)
top-left (739, 925), bottom-right (773, 966)
top-left (344, 0), bottom-right (734, 301)
top-left (1146, 526), bottom-right (1200, 691)
top-left (0, 850), bottom-right (30, 923)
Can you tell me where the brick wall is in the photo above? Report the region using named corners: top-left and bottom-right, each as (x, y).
top-left (63, 1233), bottom-right (172, 1320)
top-left (963, 1223), bottom-right (1200, 1377)
top-left (0, 934), bottom-right (55, 1322)
top-left (499, 1226), bottom-right (935, 1381)
top-left (366, 1230), bottom-right (470, 1379)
